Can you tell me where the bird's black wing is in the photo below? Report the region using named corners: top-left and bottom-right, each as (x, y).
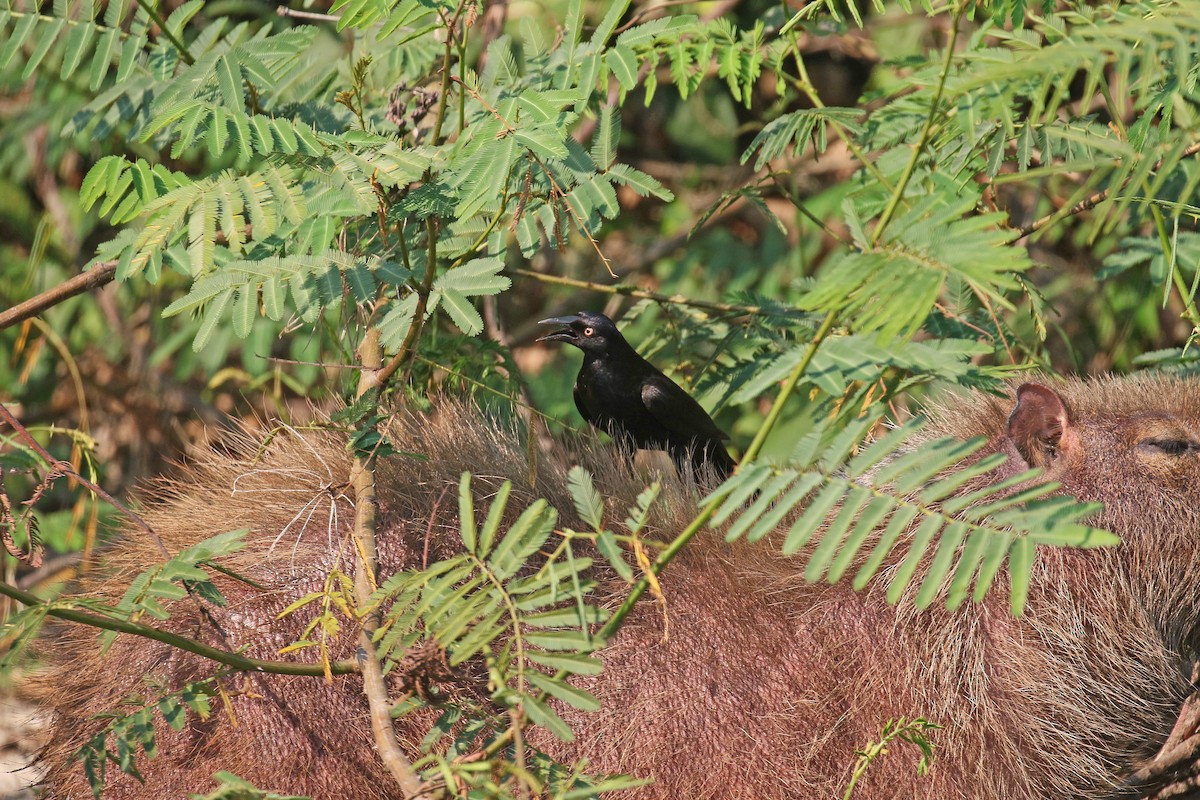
top-left (640, 374), bottom-right (729, 441)
top-left (573, 382), bottom-right (601, 428)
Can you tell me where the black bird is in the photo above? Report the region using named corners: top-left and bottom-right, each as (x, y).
top-left (537, 311), bottom-right (736, 479)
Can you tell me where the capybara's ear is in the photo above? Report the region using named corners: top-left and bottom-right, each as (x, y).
top-left (1007, 383), bottom-right (1073, 468)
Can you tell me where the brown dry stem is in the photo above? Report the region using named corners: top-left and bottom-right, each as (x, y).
top-left (1015, 141), bottom-right (1200, 239)
top-left (352, 328), bottom-right (427, 798)
top-left (0, 261), bottom-right (118, 331)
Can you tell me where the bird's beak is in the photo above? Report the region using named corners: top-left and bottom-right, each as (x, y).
top-left (536, 315), bottom-right (581, 344)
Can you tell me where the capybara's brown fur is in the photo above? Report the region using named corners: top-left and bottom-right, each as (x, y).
top-left (32, 376), bottom-right (1200, 799)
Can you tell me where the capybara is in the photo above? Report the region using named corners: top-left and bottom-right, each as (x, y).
top-left (32, 376), bottom-right (1200, 799)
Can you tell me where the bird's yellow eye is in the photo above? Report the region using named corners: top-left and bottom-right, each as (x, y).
top-left (584, 327), bottom-right (594, 336)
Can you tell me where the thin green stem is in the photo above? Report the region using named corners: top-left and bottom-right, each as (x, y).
top-left (456, 17), bottom-right (468, 137)
top-left (767, 172), bottom-right (853, 247)
top-left (467, 552), bottom-right (526, 695)
top-left (430, 2), bottom-right (467, 145)
top-left (870, 5), bottom-right (963, 246)
top-left (431, 39), bottom-right (453, 144)
top-left (0, 579), bottom-right (355, 676)
top-left (841, 718), bottom-right (939, 800)
top-left (741, 310), bottom-right (837, 463)
top-left (134, 0), bottom-right (194, 65)
top-left (397, 222), bottom-right (414, 273)
top-left (594, 510), bottom-right (712, 643)
top-left (371, 219), bottom-right (440, 390)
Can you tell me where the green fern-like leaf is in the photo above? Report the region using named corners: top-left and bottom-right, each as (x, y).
top-left (373, 474), bottom-right (612, 749)
top-left (742, 107), bottom-right (863, 169)
top-left (161, 250), bottom-right (398, 351)
top-left (0, 2), bottom-right (153, 87)
top-left (590, 105), bottom-right (619, 171)
top-left (94, 529), bottom-right (250, 653)
top-left (75, 679), bottom-right (220, 799)
top-left (188, 771), bottom-right (312, 800)
top-left (566, 466), bottom-right (605, 530)
top-left (706, 416), bottom-right (1116, 615)
top-left (802, 191), bottom-right (1029, 340)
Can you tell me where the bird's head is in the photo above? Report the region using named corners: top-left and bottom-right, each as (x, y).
top-left (536, 311), bottom-right (627, 356)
